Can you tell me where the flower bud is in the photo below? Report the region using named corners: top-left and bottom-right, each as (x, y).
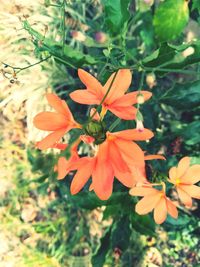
top-left (84, 120), bottom-right (106, 145)
top-left (182, 46), bottom-right (195, 58)
top-left (95, 32), bottom-right (107, 44)
top-left (136, 120), bottom-right (144, 132)
top-left (137, 93), bottom-right (144, 104)
top-left (146, 73), bottom-right (156, 89)
top-left (136, 111), bottom-right (144, 132)
top-left (71, 31), bottom-right (86, 42)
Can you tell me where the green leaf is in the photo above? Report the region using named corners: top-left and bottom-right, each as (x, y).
top-left (92, 227), bottom-right (111, 267)
top-left (131, 213), bottom-right (156, 236)
top-left (192, 0), bottom-right (200, 11)
top-left (102, 0), bottom-right (131, 35)
top-left (161, 80), bottom-right (200, 110)
top-left (164, 213), bottom-right (191, 230)
top-left (68, 191), bottom-right (130, 210)
top-left (176, 121), bottom-right (200, 146)
top-left (153, 0), bottom-right (189, 42)
top-left (191, 157), bottom-right (200, 164)
top-left (143, 41), bottom-right (200, 74)
top-left (111, 216), bottom-right (131, 251)
top-left (23, 21), bottom-right (96, 67)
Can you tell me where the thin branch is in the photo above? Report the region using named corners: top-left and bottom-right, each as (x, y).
top-left (2, 56), bottom-right (52, 74)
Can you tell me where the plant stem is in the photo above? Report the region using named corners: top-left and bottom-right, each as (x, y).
top-left (2, 56), bottom-right (52, 74)
top-left (109, 118), bottom-right (121, 131)
top-left (90, 70), bottom-right (119, 120)
top-left (62, 0), bottom-right (66, 55)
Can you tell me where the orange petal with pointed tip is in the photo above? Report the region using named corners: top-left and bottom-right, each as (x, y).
top-left (177, 187), bottom-right (192, 207)
top-left (113, 129), bottom-right (154, 141)
top-left (46, 93), bottom-right (71, 117)
top-left (57, 157), bottom-right (69, 180)
top-left (135, 194), bottom-right (160, 215)
top-left (102, 69), bottom-right (132, 103)
top-left (93, 160), bottom-right (114, 200)
top-left (144, 154), bottom-right (166, 160)
top-left (114, 169), bottom-right (135, 187)
top-left (70, 158), bottom-right (94, 195)
top-left (78, 69), bottom-right (103, 98)
top-left (177, 157), bottom-right (190, 178)
top-left (33, 112), bottom-right (68, 131)
top-left (181, 165), bottom-right (200, 184)
top-left (36, 128), bottom-right (67, 150)
top-left (111, 91), bottom-right (152, 107)
top-left (166, 199), bottom-right (178, 219)
top-left (154, 197), bottom-right (167, 224)
top-left (70, 90), bottom-right (100, 105)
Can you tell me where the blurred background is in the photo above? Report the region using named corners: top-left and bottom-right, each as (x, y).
top-left (1, 0), bottom-right (200, 266)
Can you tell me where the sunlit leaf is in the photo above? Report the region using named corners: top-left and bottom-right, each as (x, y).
top-left (153, 0), bottom-right (189, 42)
top-left (102, 0), bottom-right (131, 35)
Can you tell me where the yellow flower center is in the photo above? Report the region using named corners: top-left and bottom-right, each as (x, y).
top-left (107, 133), bottom-right (116, 141)
top-left (175, 178), bottom-right (181, 185)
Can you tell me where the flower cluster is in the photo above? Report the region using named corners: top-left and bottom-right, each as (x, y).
top-left (130, 157), bottom-right (200, 224)
top-left (33, 69), bottom-right (200, 224)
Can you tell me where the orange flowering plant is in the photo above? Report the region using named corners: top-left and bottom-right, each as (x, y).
top-left (33, 68), bottom-right (200, 225)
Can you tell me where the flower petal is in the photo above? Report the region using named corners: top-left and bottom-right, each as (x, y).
top-left (113, 129), bottom-right (154, 141)
top-left (102, 69), bottom-right (132, 103)
top-left (168, 166), bottom-right (177, 183)
top-left (36, 128), bottom-right (67, 150)
top-left (130, 164), bottom-right (147, 184)
top-left (70, 90), bottom-right (100, 105)
top-left (180, 185), bottom-right (200, 199)
top-left (114, 170), bottom-right (135, 187)
top-left (115, 139), bottom-right (144, 166)
top-left (130, 186), bottom-right (158, 196)
top-left (144, 154), bottom-right (166, 161)
top-left (181, 165), bottom-right (200, 184)
top-left (78, 69), bottom-right (103, 98)
top-left (107, 105), bottom-right (137, 120)
top-left (46, 93), bottom-right (73, 118)
top-left (135, 194), bottom-right (160, 215)
top-left (111, 91), bottom-right (152, 107)
top-left (33, 112), bottom-right (68, 131)
top-left (177, 157), bottom-right (190, 178)
top-left (108, 141), bottom-right (130, 173)
top-left (93, 160), bottom-right (114, 200)
top-left (154, 197), bottom-right (167, 224)
top-left (51, 143), bottom-right (68, 150)
top-left (166, 198), bottom-right (178, 219)
top-left (70, 158), bottom-right (94, 195)
top-left (57, 157), bottom-right (70, 180)
top-left (177, 186), bottom-right (192, 207)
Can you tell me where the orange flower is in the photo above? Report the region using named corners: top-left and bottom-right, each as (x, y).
top-left (70, 69), bottom-right (152, 120)
top-left (69, 128), bottom-right (154, 200)
top-left (33, 93), bottom-right (81, 150)
top-left (168, 157), bottom-right (200, 207)
top-left (130, 183), bottom-right (178, 224)
top-left (54, 144), bottom-right (79, 180)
